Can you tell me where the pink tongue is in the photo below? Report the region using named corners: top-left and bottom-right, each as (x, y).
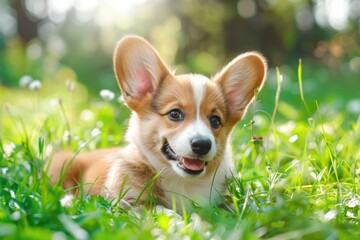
top-left (181, 158), bottom-right (205, 171)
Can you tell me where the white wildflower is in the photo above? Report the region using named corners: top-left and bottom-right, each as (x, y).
top-left (346, 197), bottom-right (360, 208)
top-left (100, 89), bottom-right (115, 101)
top-left (346, 211), bottom-right (355, 218)
top-left (19, 75), bottom-right (32, 87)
top-left (28, 80), bottom-right (42, 91)
top-left (1, 167), bottom-right (8, 174)
top-left (60, 194), bottom-right (74, 208)
top-left (90, 128), bottom-right (101, 138)
top-left (289, 134), bottom-right (298, 143)
top-left (3, 142), bottom-right (16, 157)
top-left (323, 209), bottom-right (337, 222)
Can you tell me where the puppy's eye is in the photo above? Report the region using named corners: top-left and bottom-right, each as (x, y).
top-left (168, 109), bottom-right (184, 122)
top-left (209, 115), bottom-right (221, 129)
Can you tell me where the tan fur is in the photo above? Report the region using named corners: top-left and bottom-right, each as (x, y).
top-left (48, 36), bottom-right (267, 212)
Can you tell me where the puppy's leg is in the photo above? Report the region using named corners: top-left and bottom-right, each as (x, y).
top-left (47, 149), bottom-right (113, 195)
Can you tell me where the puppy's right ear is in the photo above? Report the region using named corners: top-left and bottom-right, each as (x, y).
top-left (113, 36), bottom-right (171, 110)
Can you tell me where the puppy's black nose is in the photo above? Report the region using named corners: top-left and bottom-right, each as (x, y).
top-left (190, 137), bottom-right (212, 155)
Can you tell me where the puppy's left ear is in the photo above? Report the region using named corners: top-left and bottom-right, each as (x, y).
top-left (214, 52), bottom-right (267, 124)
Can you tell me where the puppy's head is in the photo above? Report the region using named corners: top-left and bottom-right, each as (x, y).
top-left (113, 36), bottom-right (266, 178)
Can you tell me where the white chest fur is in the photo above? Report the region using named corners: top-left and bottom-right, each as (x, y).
top-left (161, 149), bottom-right (233, 211)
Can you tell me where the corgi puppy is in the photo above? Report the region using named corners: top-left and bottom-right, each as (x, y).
top-left (48, 36), bottom-right (267, 212)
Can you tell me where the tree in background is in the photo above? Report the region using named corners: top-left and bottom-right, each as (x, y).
top-left (0, 0), bottom-right (359, 90)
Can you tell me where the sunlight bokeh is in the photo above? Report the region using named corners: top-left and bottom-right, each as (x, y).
top-left (0, 0), bottom-right (358, 92)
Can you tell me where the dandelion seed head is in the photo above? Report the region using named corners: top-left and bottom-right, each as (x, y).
top-left (100, 89), bottom-right (115, 101)
top-left (19, 75), bottom-right (32, 87)
top-left (28, 80), bottom-right (42, 91)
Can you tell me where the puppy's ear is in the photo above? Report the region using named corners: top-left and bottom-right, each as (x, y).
top-left (214, 52), bottom-right (267, 124)
top-left (113, 36), bottom-right (171, 110)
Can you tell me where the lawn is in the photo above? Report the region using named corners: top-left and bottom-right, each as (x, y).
top-left (1, 62), bottom-right (360, 239)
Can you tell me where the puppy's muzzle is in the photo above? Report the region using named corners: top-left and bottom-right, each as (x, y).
top-left (190, 136), bottom-right (212, 156)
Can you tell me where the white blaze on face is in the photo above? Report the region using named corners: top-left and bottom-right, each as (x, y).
top-left (171, 74), bottom-right (217, 161)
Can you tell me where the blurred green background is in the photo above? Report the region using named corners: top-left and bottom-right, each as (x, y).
top-left (0, 0), bottom-right (359, 114)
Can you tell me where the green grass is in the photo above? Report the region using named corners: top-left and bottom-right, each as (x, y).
top-left (1, 64), bottom-right (360, 239)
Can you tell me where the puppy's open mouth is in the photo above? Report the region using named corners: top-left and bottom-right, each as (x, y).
top-left (161, 141), bottom-right (206, 175)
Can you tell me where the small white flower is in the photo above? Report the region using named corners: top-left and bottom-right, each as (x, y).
top-left (346, 197), bottom-right (360, 208)
top-left (323, 209), bottom-right (337, 222)
top-left (346, 211), bottom-right (355, 218)
top-left (90, 128), bottom-right (101, 138)
top-left (289, 134), bottom-right (298, 143)
top-left (3, 142), bottom-right (16, 157)
top-left (19, 75), bottom-right (32, 87)
top-left (78, 140), bottom-right (86, 149)
top-left (60, 194), bottom-right (74, 208)
top-left (100, 89), bottom-right (115, 101)
top-left (28, 80), bottom-right (42, 91)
